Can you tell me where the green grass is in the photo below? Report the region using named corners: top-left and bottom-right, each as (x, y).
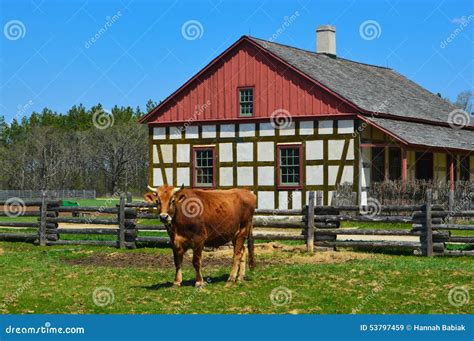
top-left (0, 242), bottom-right (472, 314)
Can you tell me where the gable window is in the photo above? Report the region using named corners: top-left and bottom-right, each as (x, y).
top-left (277, 144), bottom-right (302, 189)
top-left (239, 88), bottom-right (254, 117)
top-left (415, 152), bottom-right (433, 181)
top-left (371, 147), bottom-right (385, 182)
top-left (193, 146), bottom-right (215, 187)
top-left (388, 148), bottom-right (401, 180)
top-left (460, 155), bottom-right (470, 181)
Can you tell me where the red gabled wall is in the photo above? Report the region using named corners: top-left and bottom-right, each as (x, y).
top-left (146, 40), bottom-right (355, 124)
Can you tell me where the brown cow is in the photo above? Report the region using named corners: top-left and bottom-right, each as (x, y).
top-left (144, 185), bottom-right (256, 287)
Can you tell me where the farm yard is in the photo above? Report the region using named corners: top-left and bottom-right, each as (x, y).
top-left (0, 192), bottom-right (473, 315)
top-left (1, 241), bottom-right (473, 314)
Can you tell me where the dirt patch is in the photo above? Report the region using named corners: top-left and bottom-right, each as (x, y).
top-left (62, 242), bottom-right (373, 268)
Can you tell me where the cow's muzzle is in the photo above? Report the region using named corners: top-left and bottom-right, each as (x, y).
top-left (159, 213), bottom-right (172, 224)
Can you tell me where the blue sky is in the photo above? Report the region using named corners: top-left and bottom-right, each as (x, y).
top-left (0, 0), bottom-right (472, 122)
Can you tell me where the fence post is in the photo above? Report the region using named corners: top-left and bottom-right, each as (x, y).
top-left (118, 195), bottom-right (125, 249)
top-left (306, 191), bottom-right (315, 253)
top-left (39, 194), bottom-right (47, 246)
top-left (423, 189), bottom-right (433, 256)
top-left (448, 190), bottom-right (454, 225)
top-left (126, 192), bottom-right (133, 203)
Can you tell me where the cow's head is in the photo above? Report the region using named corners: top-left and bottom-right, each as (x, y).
top-left (144, 185), bottom-right (184, 224)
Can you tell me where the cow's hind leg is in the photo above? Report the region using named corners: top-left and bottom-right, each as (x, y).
top-left (237, 245), bottom-right (246, 281)
top-left (172, 247), bottom-right (184, 287)
top-left (227, 233), bottom-right (245, 285)
top-left (192, 245), bottom-right (205, 288)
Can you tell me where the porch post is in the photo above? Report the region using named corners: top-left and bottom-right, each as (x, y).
top-left (401, 147), bottom-right (408, 191)
top-left (449, 154), bottom-right (455, 191)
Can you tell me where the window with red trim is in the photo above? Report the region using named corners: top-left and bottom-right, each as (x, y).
top-left (277, 144), bottom-right (302, 189)
top-left (193, 147), bottom-right (215, 187)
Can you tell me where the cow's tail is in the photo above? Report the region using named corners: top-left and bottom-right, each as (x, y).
top-left (247, 223), bottom-right (255, 270)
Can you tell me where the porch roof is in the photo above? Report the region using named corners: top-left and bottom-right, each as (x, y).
top-left (366, 117), bottom-right (474, 153)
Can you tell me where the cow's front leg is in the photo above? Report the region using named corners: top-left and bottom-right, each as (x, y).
top-left (192, 245), bottom-right (204, 288)
top-left (172, 247), bottom-right (184, 287)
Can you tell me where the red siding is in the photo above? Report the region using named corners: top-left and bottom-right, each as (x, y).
top-left (147, 40), bottom-right (355, 124)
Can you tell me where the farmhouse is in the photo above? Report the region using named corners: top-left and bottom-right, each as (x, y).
top-left (140, 26), bottom-right (474, 208)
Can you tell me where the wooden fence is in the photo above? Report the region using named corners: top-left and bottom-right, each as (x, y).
top-left (0, 189), bottom-right (96, 200)
top-left (0, 191), bottom-right (472, 256)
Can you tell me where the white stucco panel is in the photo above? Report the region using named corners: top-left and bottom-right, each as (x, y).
top-left (165, 168), bottom-right (173, 185)
top-left (346, 139), bottom-right (355, 160)
top-left (161, 145), bottom-right (173, 163)
top-left (328, 165), bottom-right (339, 185)
top-left (152, 145), bottom-right (159, 163)
top-left (153, 168), bottom-right (163, 186)
top-left (306, 165), bottom-right (324, 185)
top-left (219, 143), bottom-right (233, 162)
top-left (278, 191), bottom-right (288, 210)
top-left (258, 191), bottom-right (274, 210)
top-left (237, 143), bottom-right (253, 162)
top-left (328, 140), bottom-right (345, 160)
top-left (341, 165), bottom-right (354, 184)
top-left (306, 140), bottom-right (324, 160)
top-left (176, 168), bottom-right (190, 186)
top-left (237, 167), bottom-right (253, 186)
top-left (257, 142), bottom-right (274, 162)
top-left (219, 167), bottom-right (234, 186)
top-left (258, 166), bottom-right (274, 186)
top-left (176, 144), bottom-right (190, 163)
top-left (291, 191), bottom-right (302, 209)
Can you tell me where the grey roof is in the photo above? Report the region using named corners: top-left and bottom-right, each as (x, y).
top-left (249, 37), bottom-right (469, 126)
top-left (368, 117), bottom-right (474, 152)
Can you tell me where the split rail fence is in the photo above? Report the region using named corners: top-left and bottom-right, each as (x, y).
top-left (0, 191), bottom-right (472, 256)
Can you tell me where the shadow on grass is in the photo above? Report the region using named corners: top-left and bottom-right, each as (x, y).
top-left (141, 274), bottom-right (230, 290)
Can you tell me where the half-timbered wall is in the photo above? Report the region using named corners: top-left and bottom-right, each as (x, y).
top-left (149, 119), bottom-right (357, 208)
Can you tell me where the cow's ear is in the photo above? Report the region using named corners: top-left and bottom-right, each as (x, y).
top-left (144, 192), bottom-right (155, 203)
top-left (180, 183), bottom-right (185, 191)
top-left (176, 193), bottom-right (186, 203)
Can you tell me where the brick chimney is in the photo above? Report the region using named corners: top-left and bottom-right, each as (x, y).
top-left (316, 25), bottom-right (336, 56)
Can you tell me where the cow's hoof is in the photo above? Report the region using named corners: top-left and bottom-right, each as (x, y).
top-left (173, 282), bottom-right (182, 287)
top-left (195, 281), bottom-right (205, 288)
top-left (225, 282), bottom-right (234, 288)
top-left (237, 276), bottom-right (245, 282)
